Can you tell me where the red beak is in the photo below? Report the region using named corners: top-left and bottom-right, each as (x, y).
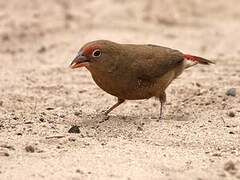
top-left (70, 52), bottom-right (90, 69)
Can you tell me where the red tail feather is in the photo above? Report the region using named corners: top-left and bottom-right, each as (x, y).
top-left (184, 54), bottom-right (214, 65)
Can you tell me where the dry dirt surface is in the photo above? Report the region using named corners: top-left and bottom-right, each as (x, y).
top-left (0, 0), bottom-right (240, 180)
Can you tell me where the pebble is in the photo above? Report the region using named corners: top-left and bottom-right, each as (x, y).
top-left (46, 107), bottom-right (54, 110)
top-left (76, 169), bottom-right (84, 174)
top-left (68, 137), bottom-right (76, 142)
top-left (196, 82), bottom-right (201, 87)
top-left (39, 117), bottom-right (45, 122)
top-left (13, 117), bottom-right (18, 120)
top-left (25, 145), bottom-right (35, 153)
top-left (212, 152), bottom-right (222, 157)
top-left (68, 126), bottom-right (80, 133)
top-left (137, 126), bottom-right (143, 131)
top-left (224, 160), bottom-right (237, 174)
top-left (59, 114), bottom-right (65, 118)
top-left (226, 88), bottom-right (236, 97)
top-left (0, 151), bottom-right (9, 156)
top-left (228, 111), bottom-right (235, 117)
top-left (37, 46), bottom-right (46, 53)
top-left (74, 111), bottom-right (81, 116)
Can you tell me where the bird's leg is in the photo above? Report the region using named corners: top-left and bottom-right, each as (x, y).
top-left (158, 92), bottom-right (166, 120)
top-left (104, 98), bottom-right (125, 115)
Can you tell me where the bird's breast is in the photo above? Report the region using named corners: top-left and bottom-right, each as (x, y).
top-left (90, 71), bottom-right (157, 100)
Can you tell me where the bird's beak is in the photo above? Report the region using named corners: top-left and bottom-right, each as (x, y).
top-left (70, 51), bottom-right (90, 69)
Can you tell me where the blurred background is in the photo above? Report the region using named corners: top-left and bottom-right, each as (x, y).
top-left (1, 0), bottom-right (240, 56)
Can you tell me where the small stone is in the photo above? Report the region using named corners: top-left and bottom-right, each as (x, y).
top-left (0, 101), bottom-right (3, 106)
top-left (101, 142), bottom-right (107, 146)
top-left (78, 90), bottom-right (87, 93)
top-left (226, 88), bottom-right (236, 97)
top-left (25, 145), bottom-right (35, 153)
top-left (137, 126), bottom-right (143, 131)
top-left (228, 111), bottom-right (235, 117)
top-left (74, 111), bottom-right (81, 116)
top-left (68, 126), bottom-right (80, 133)
top-left (36, 149), bottom-right (44, 153)
top-left (68, 137), bottom-right (76, 142)
top-left (39, 117), bottom-right (45, 122)
top-left (83, 142), bottom-right (90, 146)
top-left (212, 152), bottom-right (222, 157)
top-left (59, 114), bottom-right (65, 118)
top-left (205, 102), bottom-right (211, 105)
top-left (24, 121), bottom-right (33, 124)
top-left (37, 46), bottom-right (46, 53)
top-left (0, 151), bottom-right (9, 156)
top-left (13, 117), bottom-right (18, 120)
top-left (46, 107), bottom-right (54, 110)
top-left (41, 112), bottom-right (47, 116)
top-left (76, 169), bottom-right (84, 174)
top-left (196, 82), bottom-right (201, 87)
top-left (224, 160), bottom-right (237, 174)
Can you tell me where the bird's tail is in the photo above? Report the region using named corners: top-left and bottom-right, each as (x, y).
top-left (184, 54), bottom-right (214, 69)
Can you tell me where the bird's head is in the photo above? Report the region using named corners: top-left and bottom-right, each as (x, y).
top-left (70, 40), bottom-right (120, 70)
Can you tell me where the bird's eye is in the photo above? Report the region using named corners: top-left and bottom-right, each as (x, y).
top-left (92, 49), bottom-right (101, 57)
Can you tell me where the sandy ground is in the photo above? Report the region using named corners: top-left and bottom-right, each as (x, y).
top-left (0, 0), bottom-right (240, 179)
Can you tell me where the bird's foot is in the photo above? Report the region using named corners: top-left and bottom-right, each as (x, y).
top-left (156, 115), bottom-right (164, 122)
top-left (98, 111), bottom-right (110, 123)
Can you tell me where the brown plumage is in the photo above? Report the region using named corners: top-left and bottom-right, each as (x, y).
top-left (70, 40), bottom-right (214, 118)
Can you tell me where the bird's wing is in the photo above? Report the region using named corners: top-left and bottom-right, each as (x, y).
top-left (129, 44), bottom-right (184, 80)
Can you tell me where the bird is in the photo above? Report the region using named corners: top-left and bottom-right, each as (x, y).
top-left (70, 40), bottom-right (214, 119)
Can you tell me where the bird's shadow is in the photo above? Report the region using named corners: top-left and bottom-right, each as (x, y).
top-left (76, 111), bottom-right (190, 129)
top-left (66, 111), bottom-right (192, 139)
